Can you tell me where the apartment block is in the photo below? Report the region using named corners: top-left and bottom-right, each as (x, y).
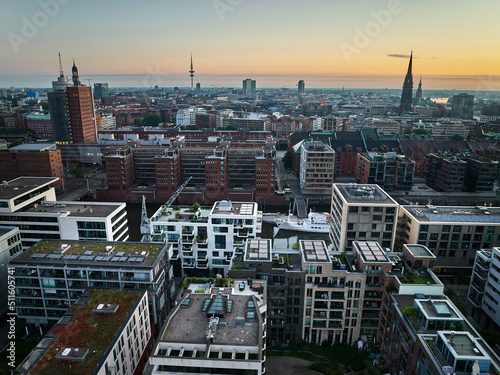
top-left (148, 280), bottom-right (267, 374)
top-left (10, 240), bottom-right (174, 332)
top-left (468, 247), bottom-right (500, 330)
top-left (397, 205), bottom-right (500, 273)
top-left (15, 289), bottom-right (151, 375)
top-left (330, 184), bottom-right (399, 252)
top-left (299, 141), bottom-right (335, 191)
top-left (0, 226), bottom-right (22, 316)
top-left (356, 152), bottom-right (415, 191)
top-left (0, 177), bottom-right (129, 249)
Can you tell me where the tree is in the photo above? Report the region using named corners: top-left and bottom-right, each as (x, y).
top-left (282, 151), bottom-right (293, 169)
top-left (448, 134), bottom-right (464, 141)
top-left (414, 128), bottom-right (429, 135)
top-left (8, 140), bottom-right (23, 148)
top-left (71, 168), bottom-right (84, 178)
top-left (134, 118), bottom-right (144, 126)
top-left (404, 126), bottom-right (412, 134)
top-left (143, 114), bottom-right (161, 126)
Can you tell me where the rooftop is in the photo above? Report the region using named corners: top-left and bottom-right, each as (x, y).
top-left (21, 289), bottom-right (144, 375)
top-left (12, 240), bottom-right (167, 267)
top-left (8, 143), bottom-right (56, 152)
top-left (211, 201), bottom-right (257, 216)
top-left (162, 284), bottom-right (264, 347)
top-left (245, 239), bottom-right (272, 262)
top-left (404, 206), bottom-right (500, 223)
top-left (0, 177), bottom-right (58, 200)
top-left (25, 201), bottom-right (124, 218)
top-left (300, 240), bottom-right (330, 263)
top-left (335, 183), bottom-right (397, 204)
top-left (0, 225), bottom-right (17, 238)
top-left (439, 331), bottom-right (490, 359)
top-left (353, 241), bottom-right (390, 263)
top-left (405, 244), bottom-right (436, 259)
top-left (415, 299), bottom-right (462, 321)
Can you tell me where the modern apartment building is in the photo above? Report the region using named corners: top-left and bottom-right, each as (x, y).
top-left (0, 177), bottom-right (129, 249)
top-left (299, 141), bottom-right (335, 191)
top-left (0, 226), bottom-right (22, 316)
top-left (330, 184), bottom-right (399, 252)
top-left (468, 247), bottom-right (500, 330)
top-left (142, 201), bottom-right (261, 276)
top-left (356, 152), bottom-right (415, 191)
top-left (147, 280), bottom-right (267, 375)
top-left (15, 289), bottom-right (151, 375)
top-left (397, 205), bottom-right (500, 273)
top-left (10, 240), bottom-right (174, 332)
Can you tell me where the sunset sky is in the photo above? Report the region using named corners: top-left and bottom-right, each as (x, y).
top-left (1, 0), bottom-right (500, 89)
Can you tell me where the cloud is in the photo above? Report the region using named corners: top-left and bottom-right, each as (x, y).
top-left (387, 54), bottom-right (410, 59)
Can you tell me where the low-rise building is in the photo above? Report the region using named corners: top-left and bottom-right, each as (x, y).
top-left (147, 280), bottom-right (267, 375)
top-left (15, 288), bottom-right (151, 375)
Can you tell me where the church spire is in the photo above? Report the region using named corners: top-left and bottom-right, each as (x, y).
top-left (415, 74), bottom-right (423, 103)
top-left (400, 51), bottom-right (413, 113)
top-left (72, 59), bottom-right (80, 87)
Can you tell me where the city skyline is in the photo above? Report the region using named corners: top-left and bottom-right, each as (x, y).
top-left (1, 0), bottom-right (500, 90)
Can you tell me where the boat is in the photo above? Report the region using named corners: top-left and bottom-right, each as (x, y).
top-left (276, 211), bottom-right (331, 233)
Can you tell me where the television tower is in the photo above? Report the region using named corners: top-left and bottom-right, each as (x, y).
top-left (189, 53), bottom-right (195, 90)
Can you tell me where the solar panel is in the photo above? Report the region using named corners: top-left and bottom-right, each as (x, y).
top-left (46, 254), bottom-right (56, 259)
top-left (78, 256), bottom-right (87, 260)
top-left (116, 252), bottom-right (125, 257)
top-left (128, 257), bottom-right (137, 262)
top-left (87, 256), bottom-right (95, 261)
top-left (102, 256), bottom-right (112, 261)
top-left (62, 255), bottom-right (71, 259)
top-left (111, 257), bottom-right (120, 262)
top-left (70, 255), bottom-right (79, 260)
top-left (119, 256), bottom-right (128, 262)
top-left (84, 251), bottom-right (93, 255)
top-left (135, 257), bottom-right (144, 262)
top-left (54, 254), bottom-right (63, 259)
top-left (94, 256), bottom-right (103, 261)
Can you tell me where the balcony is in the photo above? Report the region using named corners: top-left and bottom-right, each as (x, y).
top-left (15, 269), bottom-right (38, 277)
top-left (17, 288), bottom-right (42, 297)
top-left (66, 270), bottom-right (87, 279)
top-left (181, 235), bottom-right (195, 244)
top-left (183, 260), bottom-right (196, 268)
top-left (196, 260), bottom-right (209, 269)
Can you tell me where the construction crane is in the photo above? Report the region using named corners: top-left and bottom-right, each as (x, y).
top-left (140, 177), bottom-right (192, 236)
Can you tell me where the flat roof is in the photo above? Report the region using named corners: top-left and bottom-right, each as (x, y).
top-left (11, 240), bottom-right (167, 266)
top-left (335, 183), bottom-right (397, 204)
top-left (300, 240), bottom-right (330, 263)
top-left (404, 244), bottom-right (436, 258)
top-left (0, 225), bottom-right (17, 238)
top-left (211, 201), bottom-right (256, 216)
top-left (8, 143), bottom-right (56, 152)
top-left (0, 177), bottom-right (58, 200)
top-left (162, 288), bottom-right (261, 346)
top-left (439, 331), bottom-right (491, 359)
top-left (416, 299), bottom-right (462, 321)
top-left (24, 289), bottom-right (143, 375)
top-left (25, 201), bottom-right (123, 218)
top-left (404, 206), bottom-right (500, 223)
top-left (245, 239), bottom-right (271, 262)
top-left (354, 241), bottom-right (390, 263)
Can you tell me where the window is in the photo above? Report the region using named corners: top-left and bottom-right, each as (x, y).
top-left (349, 207), bottom-right (358, 214)
top-left (442, 225), bottom-right (450, 232)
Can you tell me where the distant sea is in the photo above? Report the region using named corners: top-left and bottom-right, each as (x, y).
top-left (2, 73), bottom-right (500, 94)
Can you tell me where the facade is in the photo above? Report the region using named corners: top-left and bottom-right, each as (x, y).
top-left (397, 205), bottom-right (500, 273)
top-left (94, 82), bottom-right (109, 99)
top-left (356, 152), bottom-right (415, 191)
top-left (0, 226), bottom-right (22, 316)
top-left (330, 184), bottom-right (399, 252)
top-left (299, 141), bottom-right (335, 191)
top-left (222, 117), bottom-right (270, 132)
top-left (0, 177), bottom-right (129, 248)
top-left (0, 143), bottom-right (64, 189)
top-left (25, 113), bottom-right (53, 138)
top-left (15, 289), bottom-right (151, 375)
top-left (451, 93), bottom-right (474, 120)
top-left (426, 153), bottom-right (467, 192)
top-left (464, 156), bottom-right (499, 192)
top-left (431, 121), bottom-right (468, 140)
top-left (298, 80), bottom-right (305, 93)
top-left (67, 85), bottom-right (97, 143)
top-left (48, 90), bottom-right (72, 143)
top-left (243, 78), bottom-right (257, 96)
top-left (10, 240), bottom-right (174, 332)
top-left (148, 280), bottom-right (267, 375)
top-left (468, 247), bottom-right (500, 330)
top-left (105, 147), bottom-right (134, 192)
top-left (142, 201), bottom-right (261, 276)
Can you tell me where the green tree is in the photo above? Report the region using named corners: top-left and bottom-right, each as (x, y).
top-left (282, 151), bottom-right (293, 169)
top-left (448, 134), bottom-right (464, 141)
top-left (8, 140), bottom-right (23, 148)
top-left (414, 128), bottom-right (429, 135)
top-left (404, 126), bottom-right (412, 134)
top-left (134, 118), bottom-right (144, 126)
top-left (143, 114), bottom-right (162, 126)
top-left (71, 168), bottom-right (84, 178)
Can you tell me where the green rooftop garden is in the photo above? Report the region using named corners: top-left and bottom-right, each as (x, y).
top-left (398, 273), bottom-right (435, 285)
top-left (28, 289), bottom-right (143, 375)
top-left (26, 240), bottom-right (165, 259)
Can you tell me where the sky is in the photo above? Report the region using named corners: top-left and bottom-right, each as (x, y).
top-left (1, 0), bottom-right (500, 89)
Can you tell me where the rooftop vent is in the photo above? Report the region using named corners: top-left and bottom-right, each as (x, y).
top-left (92, 303), bottom-right (119, 314)
top-left (55, 244), bottom-right (71, 254)
top-left (55, 347), bottom-right (89, 362)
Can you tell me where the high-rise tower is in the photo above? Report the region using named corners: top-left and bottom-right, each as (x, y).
top-left (400, 51), bottom-right (413, 113)
top-left (415, 75), bottom-right (423, 104)
top-left (189, 54), bottom-right (195, 90)
top-left (298, 80), bottom-right (305, 94)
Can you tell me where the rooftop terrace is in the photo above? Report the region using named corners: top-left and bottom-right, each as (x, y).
top-left (0, 177), bottom-right (57, 200)
top-left (336, 183), bottom-right (397, 204)
top-left (405, 206), bottom-right (500, 223)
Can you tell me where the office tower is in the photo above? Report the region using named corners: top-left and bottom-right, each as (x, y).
top-left (66, 63), bottom-right (97, 143)
top-left (468, 247), bottom-right (500, 330)
top-left (451, 93), bottom-right (474, 119)
top-left (298, 79), bottom-right (305, 93)
top-left (148, 280), bottom-right (267, 374)
top-left (400, 51), bottom-right (413, 113)
top-left (415, 75), bottom-right (423, 103)
top-left (15, 289), bottom-right (151, 375)
top-left (243, 78), bottom-right (256, 96)
top-left (356, 152), bottom-right (415, 191)
top-left (93, 82), bottom-right (109, 99)
top-left (196, 82), bottom-right (201, 91)
top-left (9, 240), bottom-right (174, 331)
top-left (300, 141), bottom-right (335, 190)
top-left (48, 53), bottom-right (72, 143)
top-left (189, 54), bottom-right (195, 90)
top-left (330, 184), bottom-right (399, 252)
